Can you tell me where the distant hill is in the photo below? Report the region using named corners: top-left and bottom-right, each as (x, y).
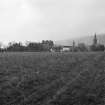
top-left (55, 34), bottom-right (105, 46)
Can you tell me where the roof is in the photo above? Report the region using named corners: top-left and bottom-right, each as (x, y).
top-left (62, 46), bottom-right (72, 48)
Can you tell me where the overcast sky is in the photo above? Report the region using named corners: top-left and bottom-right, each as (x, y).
top-left (0, 0), bottom-right (105, 44)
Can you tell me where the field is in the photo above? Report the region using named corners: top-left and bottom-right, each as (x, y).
top-left (0, 52), bottom-right (104, 105)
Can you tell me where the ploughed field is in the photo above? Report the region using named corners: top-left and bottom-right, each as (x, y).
top-left (0, 52), bottom-right (104, 105)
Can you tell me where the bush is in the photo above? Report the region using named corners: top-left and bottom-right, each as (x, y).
top-left (90, 44), bottom-right (104, 51)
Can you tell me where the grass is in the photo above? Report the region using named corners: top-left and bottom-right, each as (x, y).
top-left (0, 52), bottom-right (104, 105)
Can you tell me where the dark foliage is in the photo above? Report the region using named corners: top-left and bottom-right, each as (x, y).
top-left (90, 44), bottom-right (105, 51)
top-left (3, 40), bottom-right (54, 52)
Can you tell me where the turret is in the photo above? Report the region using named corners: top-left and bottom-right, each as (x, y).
top-left (93, 33), bottom-right (97, 45)
top-left (72, 40), bottom-right (75, 52)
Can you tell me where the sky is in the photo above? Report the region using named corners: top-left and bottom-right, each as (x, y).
top-left (0, 0), bottom-right (105, 44)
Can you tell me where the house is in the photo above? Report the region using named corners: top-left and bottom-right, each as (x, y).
top-left (50, 45), bottom-right (62, 52)
top-left (50, 41), bottom-right (75, 52)
top-left (61, 46), bottom-right (73, 52)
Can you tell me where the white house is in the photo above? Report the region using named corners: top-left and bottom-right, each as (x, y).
top-left (61, 46), bottom-right (72, 52)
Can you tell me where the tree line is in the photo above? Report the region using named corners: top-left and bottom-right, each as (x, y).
top-left (72, 43), bottom-right (104, 52)
top-left (53, 43), bottom-right (105, 52)
top-left (0, 40), bottom-right (54, 52)
top-left (0, 40), bottom-right (104, 52)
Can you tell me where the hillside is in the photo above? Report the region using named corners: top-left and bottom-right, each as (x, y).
top-left (55, 34), bottom-right (105, 46)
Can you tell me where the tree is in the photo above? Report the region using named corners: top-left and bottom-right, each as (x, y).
top-left (90, 44), bottom-right (104, 51)
top-left (77, 43), bottom-right (88, 52)
top-left (42, 40), bottom-right (54, 51)
top-left (7, 42), bottom-right (25, 51)
top-left (52, 46), bottom-right (62, 52)
top-left (26, 42), bottom-right (43, 52)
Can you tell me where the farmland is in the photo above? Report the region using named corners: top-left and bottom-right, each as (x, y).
top-left (0, 52), bottom-right (104, 105)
